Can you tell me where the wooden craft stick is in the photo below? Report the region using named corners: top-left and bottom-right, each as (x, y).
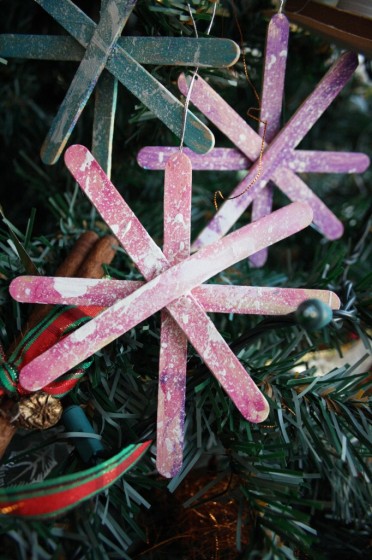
top-left (251, 14), bottom-right (289, 267)
top-left (137, 147), bottom-right (369, 174)
top-left (157, 153), bottom-right (192, 477)
top-left (10, 279), bottom-right (341, 314)
top-left (41, 0), bottom-right (135, 164)
top-left (288, 151), bottom-right (370, 173)
top-left (0, 35), bottom-right (240, 67)
top-left (92, 70), bottom-right (117, 179)
top-left (34, 0), bottom-right (214, 156)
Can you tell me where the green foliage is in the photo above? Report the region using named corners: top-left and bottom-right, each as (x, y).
top-left (0, 1), bottom-right (371, 559)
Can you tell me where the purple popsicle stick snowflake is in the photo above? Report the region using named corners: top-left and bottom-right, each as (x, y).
top-left (10, 146), bottom-right (340, 477)
top-left (138, 14), bottom-right (369, 266)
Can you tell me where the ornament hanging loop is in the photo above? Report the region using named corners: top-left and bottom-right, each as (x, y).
top-left (179, 2), bottom-right (218, 151)
top-left (278, 0), bottom-right (286, 13)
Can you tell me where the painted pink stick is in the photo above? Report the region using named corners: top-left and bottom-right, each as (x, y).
top-left (158, 152), bottom-right (192, 477)
top-left (138, 147), bottom-right (369, 174)
top-left (178, 53), bottom-right (359, 244)
top-left (196, 285), bottom-right (340, 314)
top-left (11, 278), bottom-right (340, 314)
top-left (251, 14), bottom-right (289, 267)
top-left (10, 277), bottom-right (144, 306)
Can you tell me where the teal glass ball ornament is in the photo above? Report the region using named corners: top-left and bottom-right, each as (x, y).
top-left (295, 299), bottom-right (333, 331)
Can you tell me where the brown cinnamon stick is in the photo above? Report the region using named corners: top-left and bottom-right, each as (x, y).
top-left (75, 235), bottom-right (118, 278)
top-left (0, 416), bottom-right (16, 460)
top-left (24, 231), bottom-right (101, 333)
top-left (0, 231), bottom-right (118, 460)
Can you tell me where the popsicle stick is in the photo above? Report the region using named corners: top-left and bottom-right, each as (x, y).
top-left (41, 0), bottom-right (135, 164)
top-left (251, 14), bottom-right (289, 267)
top-left (90, 0), bottom-right (118, 178)
top-left (10, 277), bottom-right (143, 306)
top-left (11, 278), bottom-right (340, 314)
top-left (0, 35), bottom-right (240, 67)
top-left (0, 35), bottom-right (84, 61)
top-left (194, 285), bottom-right (341, 313)
top-left (34, 0), bottom-right (214, 155)
top-left (157, 152), bottom-right (192, 477)
top-left (120, 37), bottom-right (240, 67)
top-left (92, 70), bottom-right (117, 178)
top-left (138, 146), bottom-right (369, 174)
top-left (289, 150), bottom-right (370, 173)
top-left (178, 55), bottom-right (358, 243)
top-left (137, 147), bottom-right (250, 171)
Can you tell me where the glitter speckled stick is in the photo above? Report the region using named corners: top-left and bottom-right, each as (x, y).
top-left (157, 152), bottom-right (192, 477)
top-left (250, 13), bottom-right (289, 267)
top-left (15, 147), bottom-right (314, 428)
top-left (11, 279), bottom-right (341, 314)
top-left (137, 147), bottom-right (368, 174)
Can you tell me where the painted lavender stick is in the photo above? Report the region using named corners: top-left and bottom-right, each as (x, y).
top-left (138, 146), bottom-right (367, 175)
top-left (250, 13), bottom-right (289, 267)
top-left (15, 147), bottom-right (315, 431)
top-left (174, 49), bottom-right (369, 254)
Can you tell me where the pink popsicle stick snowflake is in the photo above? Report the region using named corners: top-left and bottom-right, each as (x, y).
top-left (10, 146), bottom-right (340, 477)
top-left (138, 14), bottom-right (369, 266)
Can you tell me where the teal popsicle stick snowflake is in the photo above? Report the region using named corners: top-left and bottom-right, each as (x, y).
top-left (0, 0), bottom-right (239, 166)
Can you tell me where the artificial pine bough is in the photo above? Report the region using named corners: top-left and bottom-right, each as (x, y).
top-left (0, 1), bottom-right (371, 559)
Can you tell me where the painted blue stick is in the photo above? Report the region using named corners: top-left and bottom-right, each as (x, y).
top-left (92, 0), bottom-right (118, 179)
top-left (40, 0), bottom-right (135, 164)
top-left (0, 35), bottom-right (240, 67)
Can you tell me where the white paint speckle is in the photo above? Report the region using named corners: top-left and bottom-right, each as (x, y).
top-left (54, 278), bottom-right (89, 297)
top-left (79, 151), bottom-right (94, 172)
top-left (173, 213), bottom-right (185, 225)
top-left (122, 221), bottom-right (132, 236)
top-left (70, 319), bottom-right (96, 342)
top-left (268, 54), bottom-right (277, 70)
